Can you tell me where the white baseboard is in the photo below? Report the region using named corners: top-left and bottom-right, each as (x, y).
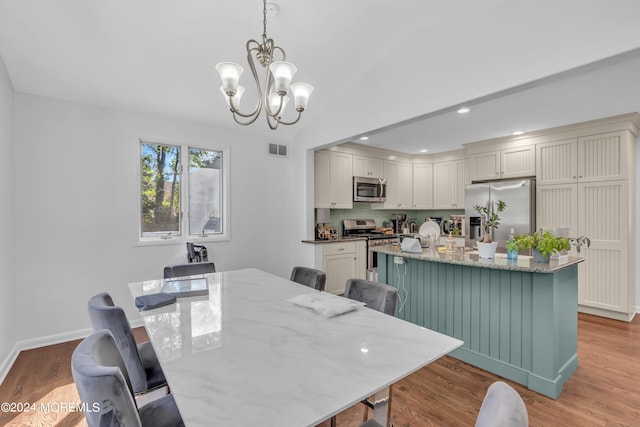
top-left (0, 342), bottom-right (20, 386)
top-left (0, 317), bottom-right (147, 386)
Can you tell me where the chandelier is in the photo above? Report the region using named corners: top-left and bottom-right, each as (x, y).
top-left (215, 0), bottom-right (314, 130)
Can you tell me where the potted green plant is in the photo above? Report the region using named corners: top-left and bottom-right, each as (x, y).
top-left (473, 200), bottom-right (506, 258)
top-left (512, 229), bottom-right (570, 263)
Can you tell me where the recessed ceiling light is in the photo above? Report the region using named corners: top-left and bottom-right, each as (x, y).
top-left (359, 136), bottom-right (369, 140)
top-left (512, 131), bottom-right (525, 135)
top-left (457, 107), bottom-right (470, 114)
top-left (420, 149), bottom-right (429, 153)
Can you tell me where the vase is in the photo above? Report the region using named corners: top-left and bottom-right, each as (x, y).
top-left (532, 248), bottom-right (550, 263)
top-left (477, 241), bottom-right (498, 259)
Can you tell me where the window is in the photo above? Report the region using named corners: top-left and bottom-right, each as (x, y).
top-left (188, 147), bottom-right (222, 235)
top-left (141, 142), bottom-right (181, 238)
top-left (140, 141), bottom-right (227, 241)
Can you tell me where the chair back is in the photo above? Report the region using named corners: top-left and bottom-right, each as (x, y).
top-left (72, 330), bottom-right (141, 427)
top-left (87, 293), bottom-right (147, 393)
top-left (164, 261), bottom-right (216, 278)
top-left (290, 266), bottom-right (326, 291)
top-left (344, 279), bottom-right (398, 315)
top-left (475, 381), bottom-right (529, 427)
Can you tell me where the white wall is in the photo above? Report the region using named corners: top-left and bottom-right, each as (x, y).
top-left (9, 93), bottom-right (315, 348)
top-left (0, 55), bottom-right (15, 364)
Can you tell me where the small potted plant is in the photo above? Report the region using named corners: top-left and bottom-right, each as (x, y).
top-left (512, 229), bottom-right (570, 263)
top-left (473, 200), bottom-right (506, 258)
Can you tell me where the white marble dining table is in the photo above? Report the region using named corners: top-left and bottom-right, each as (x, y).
top-left (128, 268), bottom-right (463, 427)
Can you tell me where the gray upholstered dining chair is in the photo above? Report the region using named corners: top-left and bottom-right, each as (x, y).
top-left (475, 381), bottom-right (529, 426)
top-left (334, 279), bottom-right (399, 427)
top-left (87, 292), bottom-right (167, 394)
top-left (72, 330), bottom-right (185, 427)
top-left (290, 266), bottom-right (326, 291)
top-left (344, 278), bottom-right (398, 316)
top-left (356, 381), bottom-right (528, 427)
top-left (163, 261), bottom-right (216, 278)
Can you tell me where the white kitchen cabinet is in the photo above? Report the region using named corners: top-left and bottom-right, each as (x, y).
top-left (536, 129), bottom-right (635, 321)
top-left (322, 240), bottom-right (366, 295)
top-left (536, 131), bottom-right (628, 185)
top-left (372, 160), bottom-right (412, 209)
top-left (470, 145), bottom-right (535, 181)
top-left (433, 159), bottom-right (468, 209)
top-left (353, 155), bottom-right (384, 178)
top-left (412, 163), bottom-right (433, 209)
top-left (314, 150), bottom-right (353, 209)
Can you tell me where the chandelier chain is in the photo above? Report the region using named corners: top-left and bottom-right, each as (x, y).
top-left (262, 0), bottom-right (268, 42)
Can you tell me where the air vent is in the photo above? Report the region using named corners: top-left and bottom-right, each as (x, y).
top-left (268, 143), bottom-right (288, 157)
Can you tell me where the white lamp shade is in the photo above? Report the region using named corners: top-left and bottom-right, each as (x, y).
top-left (269, 61), bottom-right (297, 94)
top-left (220, 85), bottom-right (244, 110)
top-left (215, 62), bottom-right (244, 94)
top-left (290, 82), bottom-right (314, 110)
top-left (268, 93), bottom-right (289, 116)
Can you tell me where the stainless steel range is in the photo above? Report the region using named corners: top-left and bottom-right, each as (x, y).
top-left (343, 219), bottom-right (399, 274)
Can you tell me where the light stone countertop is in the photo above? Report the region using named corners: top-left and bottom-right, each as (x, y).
top-left (129, 268), bottom-right (462, 426)
top-left (372, 245), bottom-right (583, 273)
top-left (301, 236), bottom-right (368, 244)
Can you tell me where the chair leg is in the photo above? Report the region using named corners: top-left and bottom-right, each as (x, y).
top-left (362, 398), bottom-right (370, 422)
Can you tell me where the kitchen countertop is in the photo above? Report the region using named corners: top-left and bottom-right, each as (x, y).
top-left (301, 236), bottom-right (368, 244)
top-left (372, 245), bottom-right (583, 273)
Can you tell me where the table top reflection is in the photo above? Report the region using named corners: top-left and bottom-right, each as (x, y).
top-left (128, 268), bottom-right (462, 427)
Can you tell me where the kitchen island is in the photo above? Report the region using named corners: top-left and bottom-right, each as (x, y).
top-left (372, 245), bottom-right (584, 399)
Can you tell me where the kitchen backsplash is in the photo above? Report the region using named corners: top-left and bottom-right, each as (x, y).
top-left (316, 202), bottom-right (464, 235)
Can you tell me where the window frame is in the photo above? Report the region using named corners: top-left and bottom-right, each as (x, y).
top-left (137, 138), bottom-right (230, 246)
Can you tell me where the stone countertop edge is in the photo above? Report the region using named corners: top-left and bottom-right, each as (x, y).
top-left (372, 245), bottom-right (584, 273)
top-left (301, 237), bottom-right (368, 244)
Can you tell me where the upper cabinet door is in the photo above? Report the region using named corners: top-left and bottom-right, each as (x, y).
top-left (536, 139), bottom-right (578, 185)
top-left (353, 155), bottom-right (383, 178)
top-left (578, 131), bottom-right (629, 182)
top-left (412, 163), bottom-right (433, 209)
top-left (314, 150), bottom-right (332, 208)
top-left (501, 145), bottom-right (535, 179)
top-left (470, 151), bottom-right (500, 181)
top-left (331, 152), bottom-right (354, 208)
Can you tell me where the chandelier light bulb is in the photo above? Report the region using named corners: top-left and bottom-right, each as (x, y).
top-left (220, 85), bottom-right (244, 110)
top-left (269, 61), bottom-right (297, 95)
top-left (215, 62), bottom-right (244, 95)
top-left (290, 82), bottom-right (314, 110)
top-left (268, 93), bottom-right (289, 116)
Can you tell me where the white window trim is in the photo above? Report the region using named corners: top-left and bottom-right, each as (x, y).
top-left (136, 138), bottom-right (230, 247)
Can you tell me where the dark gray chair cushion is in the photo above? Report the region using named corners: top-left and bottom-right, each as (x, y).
top-left (344, 278), bottom-right (398, 316)
top-left (475, 381), bottom-right (529, 427)
top-left (163, 262), bottom-right (216, 279)
top-left (290, 266), bottom-right (326, 291)
top-left (72, 330), bottom-right (184, 427)
top-left (88, 293), bottom-right (166, 394)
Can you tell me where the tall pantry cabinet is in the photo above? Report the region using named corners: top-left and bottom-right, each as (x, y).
top-left (536, 121), bottom-right (638, 321)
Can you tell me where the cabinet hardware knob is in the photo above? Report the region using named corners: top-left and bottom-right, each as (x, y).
top-left (579, 175), bottom-right (583, 178)
top-left (572, 176), bottom-right (576, 179)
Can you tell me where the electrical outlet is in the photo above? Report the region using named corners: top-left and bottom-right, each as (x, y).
top-left (394, 256), bottom-right (404, 264)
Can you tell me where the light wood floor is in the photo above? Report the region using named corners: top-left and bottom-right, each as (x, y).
top-left (1, 314), bottom-right (639, 426)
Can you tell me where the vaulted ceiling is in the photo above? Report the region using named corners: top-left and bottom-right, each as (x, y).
top-left (2, 0), bottom-right (640, 152)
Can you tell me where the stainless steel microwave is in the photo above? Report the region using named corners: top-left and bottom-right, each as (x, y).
top-left (353, 176), bottom-right (386, 202)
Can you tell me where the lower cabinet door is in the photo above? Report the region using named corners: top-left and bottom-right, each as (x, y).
top-left (323, 253), bottom-right (356, 295)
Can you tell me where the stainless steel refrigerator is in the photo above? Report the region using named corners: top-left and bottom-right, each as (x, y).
top-left (464, 179), bottom-right (536, 249)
